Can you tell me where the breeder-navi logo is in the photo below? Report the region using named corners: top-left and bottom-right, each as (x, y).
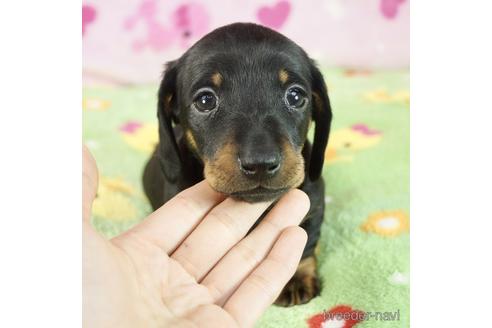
top-left (307, 305), bottom-right (401, 328)
top-left (324, 309), bottom-right (400, 322)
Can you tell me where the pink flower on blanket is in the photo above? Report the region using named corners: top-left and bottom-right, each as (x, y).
top-left (351, 124), bottom-right (382, 136)
top-left (120, 122), bottom-right (158, 154)
top-left (119, 121), bottom-right (142, 134)
top-left (307, 305), bottom-right (364, 328)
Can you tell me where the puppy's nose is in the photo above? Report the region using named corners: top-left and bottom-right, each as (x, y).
top-left (239, 154), bottom-right (281, 179)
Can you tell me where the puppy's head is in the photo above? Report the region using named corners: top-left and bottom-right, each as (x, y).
top-left (157, 23), bottom-right (332, 202)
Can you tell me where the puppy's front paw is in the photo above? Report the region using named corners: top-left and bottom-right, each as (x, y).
top-left (275, 256), bottom-right (320, 307)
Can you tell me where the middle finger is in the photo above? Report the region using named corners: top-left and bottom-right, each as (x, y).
top-left (171, 196), bottom-right (273, 281)
top-left (202, 189), bottom-right (310, 305)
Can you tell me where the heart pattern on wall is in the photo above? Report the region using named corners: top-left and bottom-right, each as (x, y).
top-left (82, 5), bottom-right (97, 36)
top-left (257, 1), bottom-right (291, 30)
top-left (380, 0), bottom-right (406, 19)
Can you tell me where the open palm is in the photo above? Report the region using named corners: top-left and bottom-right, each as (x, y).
top-left (83, 146), bottom-right (309, 328)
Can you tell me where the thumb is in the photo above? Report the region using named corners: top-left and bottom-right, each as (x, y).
top-left (82, 145), bottom-right (99, 224)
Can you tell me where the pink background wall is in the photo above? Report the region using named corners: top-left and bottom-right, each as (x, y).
top-left (83, 0), bottom-right (409, 84)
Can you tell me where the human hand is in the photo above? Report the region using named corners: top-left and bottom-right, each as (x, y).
top-left (82, 146), bottom-right (310, 328)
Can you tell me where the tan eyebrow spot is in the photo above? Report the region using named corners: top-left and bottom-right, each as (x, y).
top-left (211, 72), bottom-right (223, 87)
top-left (279, 69), bottom-right (289, 84)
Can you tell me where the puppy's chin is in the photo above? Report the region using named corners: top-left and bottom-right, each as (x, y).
top-left (230, 187), bottom-right (290, 203)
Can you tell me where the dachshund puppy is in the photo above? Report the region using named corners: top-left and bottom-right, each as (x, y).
top-left (143, 23), bottom-right (332, 306)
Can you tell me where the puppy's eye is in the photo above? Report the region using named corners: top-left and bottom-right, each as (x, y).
top-left (285, 87), bottom-right (307, 109)
top-left (193, 91), bottom-right (217, 112)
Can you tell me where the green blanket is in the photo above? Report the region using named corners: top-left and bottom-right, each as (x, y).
top-left (83, 68), bottom-right (409, 328)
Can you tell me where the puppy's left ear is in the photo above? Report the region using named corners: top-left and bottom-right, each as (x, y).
top-left (156, 60), bottom-right (182, 182)
top-left (309, 62), bottom-right (333, 181)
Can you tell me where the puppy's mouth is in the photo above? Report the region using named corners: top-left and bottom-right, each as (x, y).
top-left (231, 186), bottom-right (289, 203)
top-left (202, 141), bottom-right (305, 203)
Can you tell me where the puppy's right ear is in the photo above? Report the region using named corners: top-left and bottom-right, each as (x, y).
top-left (156, 60), bottom-right (182, 182)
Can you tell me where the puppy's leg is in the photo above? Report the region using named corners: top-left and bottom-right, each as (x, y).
top-left (274, 254), bottom-right (320, 306)
top-left (275, 212), bottom-right (323, 306)
top-left (275, 178), bottom-right (325, 306)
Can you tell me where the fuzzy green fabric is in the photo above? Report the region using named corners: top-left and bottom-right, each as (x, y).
top-left (83, 68), bottom-right (409, 328)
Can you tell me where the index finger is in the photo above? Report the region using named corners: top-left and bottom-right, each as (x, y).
top-left (115, 180), bottom-right (226, 253)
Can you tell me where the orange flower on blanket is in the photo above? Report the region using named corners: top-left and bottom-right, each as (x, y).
top-left (307, 305), bottom-right (364, 328)
top-left (361, 210), bottom-right (409, 237)
top-left (364, 89), bottom-right (409, 104)
top-left (83, 98), bottom-right (111, 111)
top-left (344, 69), bottom-right (372, 77)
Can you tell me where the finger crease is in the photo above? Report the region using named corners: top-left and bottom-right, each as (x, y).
top-left (208, 210), bottom-right (244, 241)
top-left (234, 242), bottom-right (261, 265)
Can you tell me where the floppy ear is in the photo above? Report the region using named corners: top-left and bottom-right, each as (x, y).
top-left (156, 61), bottom-right (182, 182)
top-left (309, 62), bottom-right (333, 181)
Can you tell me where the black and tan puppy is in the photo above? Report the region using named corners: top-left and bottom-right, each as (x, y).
top-left (143, 23), bottom-right (332, 306)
